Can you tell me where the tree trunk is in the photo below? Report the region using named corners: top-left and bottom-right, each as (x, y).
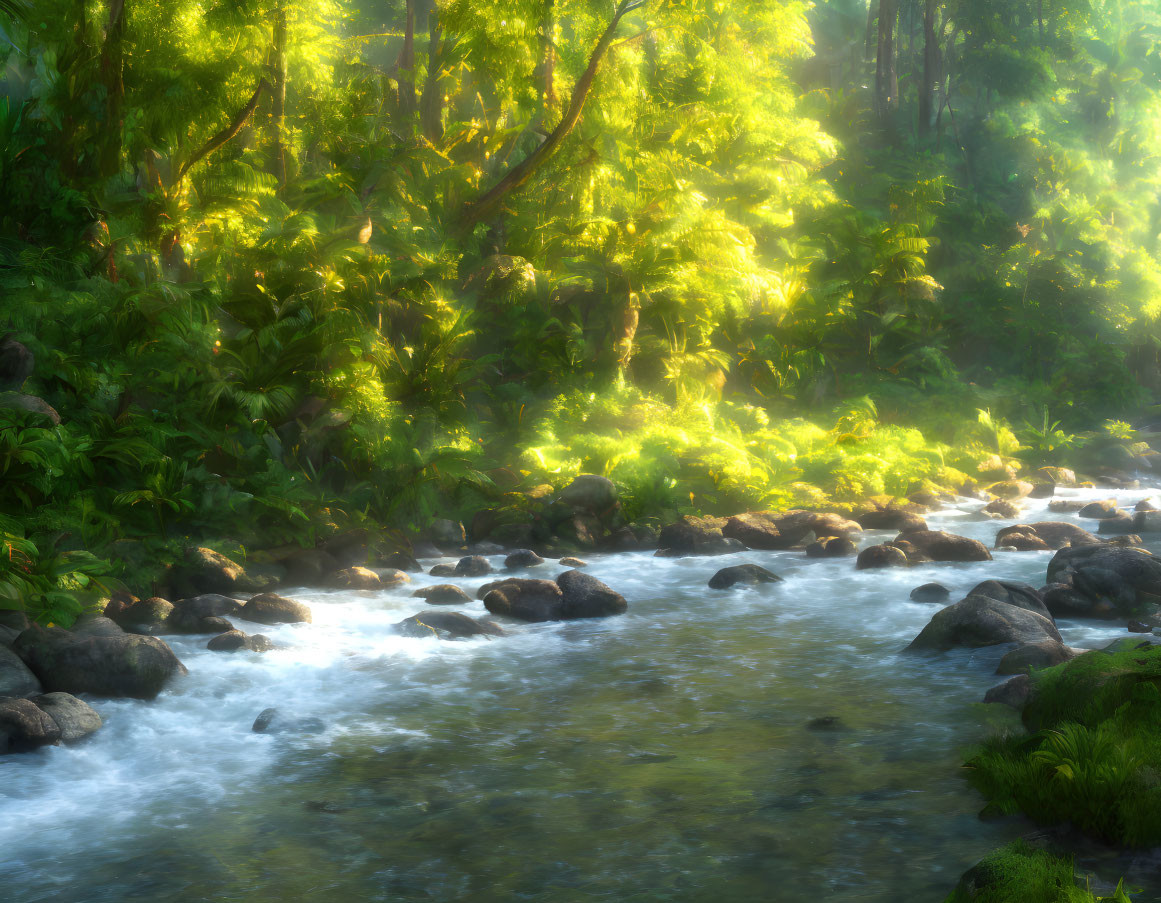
top-left (99, 0), bottom-right (126, 177)
top-left (539, 0), bottom-right (556, 109)
top-left (419, 8), bottom-right (444, 142)
top-left (397, 0), bottom-right (417, 118)
top-left (875, 0), bottom-right (897, 122)
top-left (459, 0), bottom-right (644, 232)
top-left (864, 0), bottom-right (876, 64)
top-left (918, 0), bottom-right (938, 138)
top-left (268, 3), bottom-right (288, 186)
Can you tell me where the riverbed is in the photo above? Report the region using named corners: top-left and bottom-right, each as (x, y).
top-left (3, 490), bottom-right (1156, 901)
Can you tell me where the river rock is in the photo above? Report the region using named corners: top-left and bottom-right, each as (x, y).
top-left (166, 594), bottom-right (241, 633)
top-left (455, 556), bottom-right (492, 577)
top-left (993, 530), bottom-right (1050, 551)
top-left (805, 537), bottom-right (858, 558)
top-left (0, 697), bottom-right (61, 753)
top-left (894, 530), bottom-right (991, 562)
top-left (559, 475), bottom-right (619, 514)
top-left (1045, 544), bottom-right (1161, 618)
top-left (14, 626), bottom-right (186, 699)
top-left (33, 692), bottom-right (101, 741)
top-left (559, 557), bottom-right (588, 568)
top-left (207, 630), bottom-right (274, 653)
top-left (967, 580), bottom-right (1051, 619)
top-left (429, 564), bottom-right (458, 577)
top-left (0, 611), bottom-right (30, 647)
top-left (1038, 466), bottom-right (1077, 485)
top-left (906, 595), bottom-right (1062, 652)
top-left (557, 570), bottom-right (629, 618)
top-left (380, 552), bottom-right (423, 573)
top-left (504, 549), bottom-right (545, 570)
top-left (0, 645), bottom-right (41, 697)
top-left (279, 548), bottom-right (340, 587)
top-left (1047, 499), bottom-right (1086, 514)
top-left (428, 519), bottom-right (466, 549)
top-left (238, 593), bottom-right (311, 625)
top-left (181, 546), bottom-right (272, 595)
top-left (0, 392), bottom-right (60, 424)
top-left (983, 674), bottom-right (1032, 708)
top-left (118, 597), bottom-right (174, 634)
top-left (412, 584), bottom-right (473, 605)
top-left (482, 579), bottom-right (564, 622)
top-left (995, 640), bottom-right (1082, 675)
top-left (909, 583), bottom-right (950, 603)
top-left (72, 615), bottom-right (127, 638)
top-left (659, 515), bottom-right (739, 554)
top-left (0, 334), bottom-right (34, 390)
top-left (252, 707), bottom-right (325, 735)
top-left (993, 522), bottom-right (1100, 551)
top-left (856, 543), bottom-right (909, 569)
top-left (982, 498), bottom-right (1022, 518)
top-left (1097, 515), bottom-right (1136, 535)
top-left (1078, 499), bottom-right (1121, 519)
top-left (1136, 498), bottom-right (1158, 512)
top-left (856, 508), bottom-right (928, 533)
top-left (708, 564), bottom-right (783, 590)
top-left (330, 566), bottom-right (384, 589)
top-left (1134, 510), bottom-right (1161, 532)
top-left (394, 611), bottom-right (505, 640)
top-left (986, 480), bottom-right (1034, 500)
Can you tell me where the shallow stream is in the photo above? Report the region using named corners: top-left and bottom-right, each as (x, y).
top-left (5, 490), bottom-right (1161, 901)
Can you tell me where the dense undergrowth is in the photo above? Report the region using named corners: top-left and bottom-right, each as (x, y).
top-left (943, 841), bottom-right (1135, 903)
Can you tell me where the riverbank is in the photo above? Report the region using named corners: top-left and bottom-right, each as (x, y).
top-left (6, 480), bottom-right (1161, 900)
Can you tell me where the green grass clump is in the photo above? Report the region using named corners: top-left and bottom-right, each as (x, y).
top-left (944, 842), bottom-right (1133, 903)
top-left (965, 647), bottom-right (1161, 846)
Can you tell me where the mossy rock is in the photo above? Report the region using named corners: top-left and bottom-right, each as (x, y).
top-left (944, 841), bottom-right (1115, 903)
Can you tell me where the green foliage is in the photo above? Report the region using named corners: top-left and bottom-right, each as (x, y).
top-left (943, 841), bottom-right (1134, 903)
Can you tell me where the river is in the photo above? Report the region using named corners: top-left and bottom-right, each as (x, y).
top-left (2, 489), bottom-right (1155, 901)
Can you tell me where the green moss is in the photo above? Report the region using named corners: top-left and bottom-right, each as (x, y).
top-left (965, 647), bottom-right (1161, 845)
top-left (944, 842), bottom-right (1133, 903)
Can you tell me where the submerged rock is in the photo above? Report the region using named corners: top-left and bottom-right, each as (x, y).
top-left (805, 537), bottom-right (857, 558)
top-left (252, 707), bottom-right (325, 735)
top-left (207, 630), bottom-right (274, 653)
top-left (856, 544), bottom-right (909, 570)
top-left (1078, 499), bottom-right (1121, 519)
top-left (909, 583), bottom-right (950, 604)
top-left (393, 611), bottom-right (505, 640)
top-left (708, 564), bottom-right (783, 590)
top-left (983, 674), bottom-right (1032, 709)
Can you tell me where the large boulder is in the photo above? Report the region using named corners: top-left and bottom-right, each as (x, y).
top-left (482, 579), bottom-right (564, 622)
top-left (894, 530), bottom-right (991, 562)
top-left (1077, 499), bottom-right (1121, 519)
top-left (0, 697), bottom-right (61, 753)
top-left (967, 580), bottom-right (1051, 619)
top-left (856, 508), bottom-right (928, 533)
top-left (909, 583), bottom-right (950, 604)
top-left (659, 516), bottom-right (739, 555)
top-left (1097, 514), bottom-right (1136, 535)
top-left (14, 625), bottom-right (186, 699)
top-left (32, 692), bottom-right (101, 741)
top-left (237, 593), bottom-right (311, 625)
top-left (556, 570), bottom-right (629, 619)
top-left (906, 595), bottom-right (1062, 652)
top-left (181, 547), bottom-right (273, 595)
top-left (1047, 499), bottom-right (1086, 514)
top-left (805, 537), bottom-right (858, 558)
top-left (0, 645), bottom-right (41, 697)
top-left (412, 584), bottom-right (473, 605)
top-left (982, 498), bottom-right (1022, 518)
top-left (993, 522), bottom-right (1100, 551)
top-left (708, 564), bottom-right (783, 590)
top-left (559, 475), bottom-right (619, 514)
top-left (1045, 544), bottom-right (1161, 618)
top-left (380, 552), bottom-right (423, 573)
top-left (394, 612), bottom-right (505, 640)
top-left (722, 510), bottom-right (861, 551)
top-left (117, 597), bottom-right (175, 634)
top-left (329, 566), bottom-right (385, 589)
top-left (986, 480), bottom-right (1034, 500)
top-left (428, 519), bottom-right (467, 549)
top-left (983, 674), bottom-right (1032, 709)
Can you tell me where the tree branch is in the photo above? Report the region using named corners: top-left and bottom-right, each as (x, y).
top-left (458, 0), bottom-right (646, 233)
top-left (177, 79), bottom-right (270, 183)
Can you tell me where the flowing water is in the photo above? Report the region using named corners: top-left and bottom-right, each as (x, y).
top-left (4, 490), bottom-right (1160, 902)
